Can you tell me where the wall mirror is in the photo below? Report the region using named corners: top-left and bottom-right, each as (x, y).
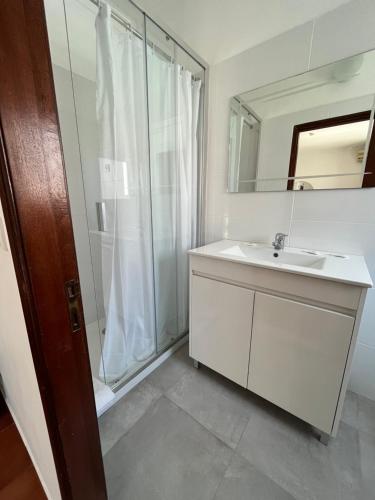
top-left (228, 50), bottom-right (375, 192)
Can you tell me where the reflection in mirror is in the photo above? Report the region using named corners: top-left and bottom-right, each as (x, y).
top-left (289, 112), bottom-right (370, 190)
top-left (228, 99), bottom-right (260, 192)
top-left (228, 51), bottom-right (375, 192)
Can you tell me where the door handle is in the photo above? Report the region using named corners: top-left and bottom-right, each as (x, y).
top-left (96, 201), bottom-right (107, 232)
top-left (65, 279), bottom-right (82, 333)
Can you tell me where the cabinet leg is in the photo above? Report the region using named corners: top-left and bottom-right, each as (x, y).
top-left (193, 359), bottom-right (199, 369)
top-left (319, 432), bottom-right (330, 446)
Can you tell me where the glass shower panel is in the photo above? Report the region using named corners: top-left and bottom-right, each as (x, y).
top-left (145, 20), bottom-right (178, 352)
top-left (63, 0), bottom-right (156, 386)
top-left (45, 0), bottom-right (205, 400)
top-left (44, 0), bottom-right (106, 386)
top-left (146, 18), bottom-right (205, 352)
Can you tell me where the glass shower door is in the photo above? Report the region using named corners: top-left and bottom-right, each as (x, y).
top-left (146, 18), bottom-right (205, 352)
top-left (95, 3), bottom-right (156, 385)
top-left (44, 0), bottom-right (108, 390)
top-left (64, 0), bottom-right (157, 387)
top-left (45, 0), bottom-right (157, 392)
top-left (45, 0), bottom-right (205, 400)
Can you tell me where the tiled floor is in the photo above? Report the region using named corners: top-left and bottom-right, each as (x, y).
top-left (99, 343), bottom-right (375, 500)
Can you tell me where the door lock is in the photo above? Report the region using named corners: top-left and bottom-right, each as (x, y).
top-left (65, 279), bottom-right (82, 333)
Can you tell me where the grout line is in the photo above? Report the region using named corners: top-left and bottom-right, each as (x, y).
top-left (211, 449), bottom-right (237, 500)
top-left (287, 191), bottom-right (295, 247)
top-left (101, 390), bottom-right (164, 457)
top-left (100, 345), bottom-right (194, 456)
top-left (98, 336), bottom-right (188, 417)
top-left (164, 395), bottom-right (227, 441)
top-left (291, 218), bottom-right (375, 226)
top-left (163, 366), bottom-right (252, 452)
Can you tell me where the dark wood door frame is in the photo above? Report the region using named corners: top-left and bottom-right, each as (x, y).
top-left (287, 111), bottom-right (375, 190)
top-left (0, 1), bottom-right (107, 499)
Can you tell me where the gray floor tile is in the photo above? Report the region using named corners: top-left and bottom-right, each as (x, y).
top-left (342, 390), bottom-right (375, 437)
top-left (359, 430), bottom-right (375, 500)
top-left (104, 396), bottom-right (233, 500)
top-left (342, 391), bottom-right (359, 429)
top-left (358, 395), bottom-right (375, 437)
top-left (236, 397), bottom-right (362, 500)
top-left (330, 422), bottom-right (363, 500)
top-left (214, 453), bottom-right (296, 500)
top-left (101, 348), bottom-right (375, 500)
top-left (146, 343), bottom-right (194, 394)
top-left (166, 364), bottom-right (252, 448)
top-left (99, 380), bottom-right (162, 455)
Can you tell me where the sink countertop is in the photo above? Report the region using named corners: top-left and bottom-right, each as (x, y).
top-left (188, 240), bottom-right (373, 288)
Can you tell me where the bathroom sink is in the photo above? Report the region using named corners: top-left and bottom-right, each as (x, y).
top-left (188, 239), bottom-right (373, 288)
top-left (219, 243), bottom-right (326, 269)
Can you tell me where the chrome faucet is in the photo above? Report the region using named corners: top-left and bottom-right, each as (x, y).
top-left (272, 232), bottom-right (288, 251)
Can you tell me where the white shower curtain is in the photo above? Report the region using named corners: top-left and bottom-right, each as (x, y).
top-left (147, 49), bottom-right (201, 342)
top-left (175, 67), bottom-right (202, 333)
top-left (96, 3), bottom-right (155, 382)
top-left (96, 3), bottom-right (201, 382)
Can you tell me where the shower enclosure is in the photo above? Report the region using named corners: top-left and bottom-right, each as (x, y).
top-left (44, 0), bottom-right (205, 411)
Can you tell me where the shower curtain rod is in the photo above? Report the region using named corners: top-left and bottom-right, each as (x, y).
top-left (87, 0), bottom-right (205, 72)
top-left (89, 0), bottom-right (143, 40)
top-left (87, 0), bottom-right (176, 66)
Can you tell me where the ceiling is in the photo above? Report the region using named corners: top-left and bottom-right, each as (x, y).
top-left (239, 51), bottom-right (375, 120)
top-left (45, 0), bottom-right (351, 74)
top-left (135, 0), bottom-right (350, 64)
top-left (299, 121), bottom-right (369, 150)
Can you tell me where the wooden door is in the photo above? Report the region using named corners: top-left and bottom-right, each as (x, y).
top-left (0, 1), bottom-right (107, 498)
top-left (248, 292), bottom-right (354, 433)
top-left (190, 275), bottom-right (254, 387)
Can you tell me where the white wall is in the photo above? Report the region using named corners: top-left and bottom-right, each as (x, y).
top-left (296, 144), bottom-right (363, 189)
top-left (0, 201), bottom-right (61, 500)
top-left (205, 0), bottom-right (375, 400)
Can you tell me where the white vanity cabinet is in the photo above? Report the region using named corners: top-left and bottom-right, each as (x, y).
top-left (191, 275), bottom-right (254, 387)
top-left (248, 293), bottom-right (354, 433)
top-left (189, 241), bottom-right (372, 439)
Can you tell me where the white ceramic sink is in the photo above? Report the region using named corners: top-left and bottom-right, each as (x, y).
top-left (220, 243), bottom-right (326, 269)
top-left (188, 240), bottom-right (373, 287)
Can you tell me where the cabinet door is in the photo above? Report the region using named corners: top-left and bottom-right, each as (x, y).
top-left (190, 275), bottom-right (254, 387)
top-left (248, 293), bottom-right (354, 433)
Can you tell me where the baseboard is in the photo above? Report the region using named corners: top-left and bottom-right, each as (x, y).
top-left (97, 335), bottom-right (188, 417)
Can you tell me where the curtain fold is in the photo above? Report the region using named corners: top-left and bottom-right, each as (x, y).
top-left (147, 50), bottom-right (177, 344)
top-left (148, 49), bottom-right (201, 342)
top-left (96, 3), bottom-right (201, 382)
top-left (176, 69), bottom-right (201, 334)
top-left (96, 3), bottom-right (155, 382)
